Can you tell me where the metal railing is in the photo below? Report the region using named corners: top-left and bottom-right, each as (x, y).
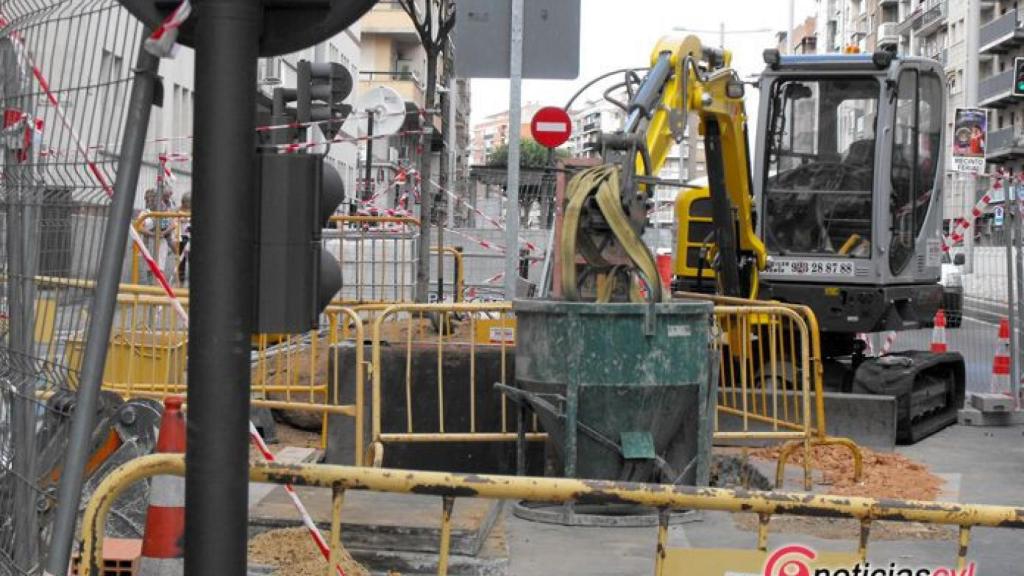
top-left (677, 292), bottom-right (863, 490)
top-left (360, 70), bottom-right (422, 85)
top-left (979, 69), bottom-right (1013, 107)
top-left (327, 214), bottom-right (420, 303)
top-left (367, 302), bottom-right (535, 467)
top-left (363, 296), bottom-right (859, 489)
top-left (130, 210), bottom-right (191, 287)
top-left (987, 126), bottom-right (1024, 160)
top-left (81, 454), bottom-right (1024, 576)
top-left (36, 276), bottom-right (369, 454)
top-left (980, 8), bottom-right (1023, 52)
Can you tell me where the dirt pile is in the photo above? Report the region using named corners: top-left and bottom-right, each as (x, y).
top-left (248, 527), bottom-right (369, 576)
top-left (751, 444), bottom-right (943, 501)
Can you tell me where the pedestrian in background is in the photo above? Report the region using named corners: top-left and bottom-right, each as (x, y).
top-left (177, 192), bottom-right (191, 284)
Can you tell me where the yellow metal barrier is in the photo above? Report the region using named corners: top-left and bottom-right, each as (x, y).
top-left (59, 281), bottom-right (367, 455)
top-left (678, 291), bottom-right (863, 490)
top-left (130, 210), bottom-right (192, 286)
top-left (711, 305), bottom-right (816, 489)
top-left (368, 302), bottom-right (543, 466)
top-left (81, 454), bottom-right (1024, 576)
top-left (328, 214), bottom-right (420, 303)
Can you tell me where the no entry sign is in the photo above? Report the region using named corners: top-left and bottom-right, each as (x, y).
top-left (530, 106), bottom-right (572, 149)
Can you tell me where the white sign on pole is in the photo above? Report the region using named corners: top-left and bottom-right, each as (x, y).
top-left (995, 205), bottom-right (1005, 226)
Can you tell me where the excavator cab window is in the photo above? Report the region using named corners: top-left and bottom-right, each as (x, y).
top-left (763, 77), bottom-right (879, 258)
top-left (889, 69), bottom-right (943, 275)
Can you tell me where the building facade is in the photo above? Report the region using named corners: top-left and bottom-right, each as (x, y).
top-left (469, 103), bottom-right (543, 165)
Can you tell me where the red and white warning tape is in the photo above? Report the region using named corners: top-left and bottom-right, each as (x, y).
top-left (880, 331), bottom-right (897, 355)
top-left (942, 169), bottom-right (1024, 253)
top-left (427, 179), bottom-right (541, 254)
top-left (144, 0), bottom-right (191, 59)
top-left (264, 129), bottom-right (426, 155)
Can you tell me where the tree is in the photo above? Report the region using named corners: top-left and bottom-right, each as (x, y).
top-left (487, 139), bottom-right (569, 227)
top-left (397, 0), bottom-right (455, 302)
top-left (485, 138), bottom-right (568, 168)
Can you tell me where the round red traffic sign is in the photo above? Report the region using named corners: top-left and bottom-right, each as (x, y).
top-left (530, 106), bottom-right (572, 149)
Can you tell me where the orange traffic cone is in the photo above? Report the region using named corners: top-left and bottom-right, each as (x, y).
top-left (930, 309), bottom-right (948, 353)
top-left (139, 396), bottom-right (186, 575)
top-left (991, 319), bottom-right (1012, 396)
top-left (656, 253), bottom-right (673, 289)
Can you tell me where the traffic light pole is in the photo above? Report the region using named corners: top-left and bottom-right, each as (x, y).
top-left (364, 111), bottom-right (374, 201)
top-left (188, 0), bottom-right (260, 574)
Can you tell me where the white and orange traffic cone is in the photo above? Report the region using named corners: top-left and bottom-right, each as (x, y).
top-left (991, 319), bottom-right (1012, 396)
top-left (139, 396), bottom-right (186, 575)
top-left (930, 309), bottom-right (948, 353)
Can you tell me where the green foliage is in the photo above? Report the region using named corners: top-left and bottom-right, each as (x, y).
top-left (486, 138), bottom-right (569, 167)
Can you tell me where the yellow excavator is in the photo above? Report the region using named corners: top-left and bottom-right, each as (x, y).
top-left (559, 36), bottom-right (965, 443)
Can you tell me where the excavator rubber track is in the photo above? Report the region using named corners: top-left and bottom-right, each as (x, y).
top-left (852, 351), bottom-right (966, 444)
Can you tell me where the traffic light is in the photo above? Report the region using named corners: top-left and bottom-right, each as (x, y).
top-left (1014, 57), bottom-right (1024, 98)
top-left (297, 60), bottom-right (352, 138)
top-left (254, 60), bottom-right (353, 333)
top-left (254, 153), bottom-right (345, 333)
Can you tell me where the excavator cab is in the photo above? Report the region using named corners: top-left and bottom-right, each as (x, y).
top-left (754, 50), bottom-right (948, 345)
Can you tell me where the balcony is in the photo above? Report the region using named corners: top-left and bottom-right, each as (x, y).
top-left (877, 21), bottom-right (901, 47)
top-left (978, 68), bottom-right (1015, 107)
top-left (928, 47), bottom-right (948, 67)
top-left (360, 1), bottom-right (420, 42)
top-left (987, 127), bottom-right (1024, 162)
top-left (359, 70), bottom-right (424, 105)
top-left (898, 0), bottom-right (947, 37)
top-left (879, 0), bottom-right (898, 6)
top-left (979, 9), bottom-right (1024, 54)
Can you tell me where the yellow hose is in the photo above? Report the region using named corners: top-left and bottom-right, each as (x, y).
top-left (560, 165), bottom-right (663, 303)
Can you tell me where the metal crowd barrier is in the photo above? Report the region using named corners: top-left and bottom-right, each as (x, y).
top-left (678, 292), bottom-right (863, 489)
top-left (37, 276), bottom-right (367, 454)
top-left (367, 302), bottom-right (541, 467)
top-left (327, 215), bottom-right (420, 303)
top-left (129, 210), bottom-right (192, 287)
top-left (81, 453), bottom-right (1024, 576)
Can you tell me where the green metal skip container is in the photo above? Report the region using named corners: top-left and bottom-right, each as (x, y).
top-left (506, 299), bottom-right (716, 486)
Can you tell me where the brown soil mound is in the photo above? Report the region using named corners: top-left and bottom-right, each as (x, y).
top-left (248, 527), bottom-right (369, 576)
top-left (752, 444), bottom-right (943, 501)
top-left (742, 444), bottom-right (953, 541)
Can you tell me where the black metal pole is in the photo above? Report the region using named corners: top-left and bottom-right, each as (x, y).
top-left (187, 1), bottom-right (260, 575)
top-left (363, 111), bottom-right (374, 202)
top-left (44, 44), bottom-right (160, 576)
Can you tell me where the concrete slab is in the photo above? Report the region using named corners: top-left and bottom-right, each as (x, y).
top-left (969, 392), bottom-right (1016, 413)
top-left (957, 406), bottom-right (1024, 426)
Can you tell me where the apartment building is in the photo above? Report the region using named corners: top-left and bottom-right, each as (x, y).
top-left (978, 0), bottom-right (1024, 176)
top-left (469, 103), bottom-right (544, 165)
